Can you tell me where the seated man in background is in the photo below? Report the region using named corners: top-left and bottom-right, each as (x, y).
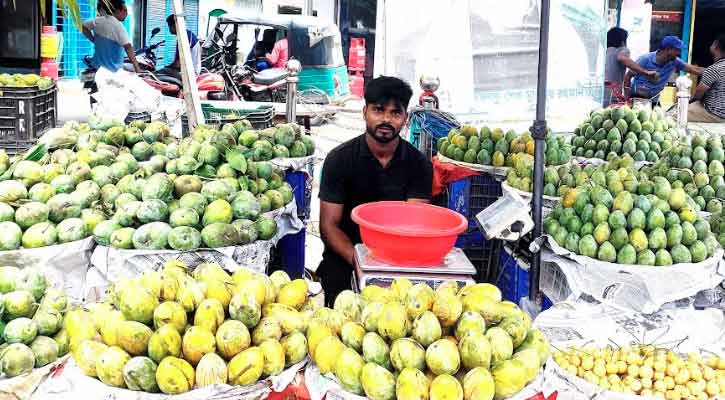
top-left (689, 32), bottom-right (725, 123)
top-left (266, 33), bottom-right (289, 69)
top-left (624, 36), bottom-right (703, 103)
top-left (164, 14), bottom-right (201, 76)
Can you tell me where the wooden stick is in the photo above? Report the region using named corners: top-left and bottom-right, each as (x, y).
top-left (171, 0), bottom-right (204, 131)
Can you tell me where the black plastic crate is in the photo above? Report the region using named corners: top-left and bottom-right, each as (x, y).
top-left (125, 111), bottom-right (152, 125)
top-left (0, 85), bottom-right (57, 155)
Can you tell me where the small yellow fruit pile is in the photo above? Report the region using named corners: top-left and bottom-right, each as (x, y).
top-left (553, 345), bottom-right (725, 399)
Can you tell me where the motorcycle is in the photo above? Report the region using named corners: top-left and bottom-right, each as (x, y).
top-left (203, 27), bottom-right (288, 102)
top-left (232, 64), bottom-right (288, 102)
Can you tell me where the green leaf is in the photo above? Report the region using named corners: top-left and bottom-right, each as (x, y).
top-left (195, 164), bottom-right (217, 179)
top-left (226, 148), bottom-right (247, 173)
top-left (0, 144), bottom-right (47, 182)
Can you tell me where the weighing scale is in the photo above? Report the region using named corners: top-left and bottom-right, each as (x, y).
top-left (352, 244), bottom-right (477, 291)
top-left (474, 190), bottom-right (534, 241)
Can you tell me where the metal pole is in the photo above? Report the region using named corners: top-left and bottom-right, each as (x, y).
top-left (616, 0), bottom-right (623, 27)
top-left (529, 0), bottom-right (551, 306)
top-left (286, 59), bottom-right (302, 123)
top-left (676, 75), bottom-right (692, 131)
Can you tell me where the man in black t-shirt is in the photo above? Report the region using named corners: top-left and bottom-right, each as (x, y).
top-left (317, 76), bottom-right (434, 305)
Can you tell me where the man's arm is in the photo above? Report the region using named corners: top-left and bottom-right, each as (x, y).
top-left (266, 41), bottom-right (281, 65)
top-left (678, 58), bottom-right (704, 76)
top-left (694, 66), bottom-right (717, 100)
top-left (123, 44), bottom-right (142, 73)
top-left (319, 201), bottom-right (355, 265)
top-left (171, 49), bottom-right (181, 68)
top-left (684, 64), bottom-right (704, 76)
top-left (623, 69), bottom-right (636, 98)
top-left (82, 26), bottom-right (95, 43)
top-left (617, 51), bottom-right (656, 78)
top-left (692, 83), bottom-right (710, 100)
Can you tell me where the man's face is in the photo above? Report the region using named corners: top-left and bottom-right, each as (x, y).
top-left (711, 40), bottom-right (721, 58)
top-left (116, 5), bottom-right (128, 21)
top-left (665, 47), bottom-right (679, 61)
top-left (363, 100), bottom-right (407, 144)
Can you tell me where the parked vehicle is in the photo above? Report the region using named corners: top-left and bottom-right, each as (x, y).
top-left (204, 12), bottom-right (349, 103)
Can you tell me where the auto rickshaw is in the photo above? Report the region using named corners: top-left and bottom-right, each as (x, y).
top-left (204, 13), bottom-right (349, 102)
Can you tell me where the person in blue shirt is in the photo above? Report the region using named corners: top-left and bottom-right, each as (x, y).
top-left (82, 0), bottom-right (141, 73)
top-left (623, 36), bottom-right (703, 102)
top-left (163, 15), bottom-right (201, 76)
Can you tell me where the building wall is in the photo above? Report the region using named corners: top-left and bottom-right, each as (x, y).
top-left (146, 0), bottom-right (200, 66)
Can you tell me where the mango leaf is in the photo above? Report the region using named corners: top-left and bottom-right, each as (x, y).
top-left (226, 147), bottom-right (247, 173)
top-left (0, 144), bottom-right (47, 182)
top-left (195, 165), bottom-right (217, 179)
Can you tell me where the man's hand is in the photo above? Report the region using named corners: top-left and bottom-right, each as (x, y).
top-left (685, 64), bottom-right (704, 76)
top-left (82, 26), bottom-right (95, 43)
top-left (123, 44), bottom-right (143, 74)
top-left (320, 201), bottom-right (355, 266)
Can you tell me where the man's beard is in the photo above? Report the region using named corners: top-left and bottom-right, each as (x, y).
top-left (366, 123), bottom-right (399, 144)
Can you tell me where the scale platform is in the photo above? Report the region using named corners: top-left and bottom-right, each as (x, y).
top-left (352, 244), bottom-right (476, 291)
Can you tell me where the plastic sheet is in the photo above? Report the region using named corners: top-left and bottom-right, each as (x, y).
top-left (0, 238), bottom-right (95, 304)
top-left (33, 357), bottom-right (308, 400)
top-left (540, 238), bottom-right (725, 313)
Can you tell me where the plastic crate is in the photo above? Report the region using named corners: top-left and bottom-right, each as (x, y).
top-left (182, 104), bottom-right (274, 134)
top-left (277, 228), bottom-right (306, 278)
top-left (125, 111), bottom-right (151, 125)
top-left (455, 230), bottom-right (500, 283)
top-left (0, 86), bottom-right (57, 155)
top-left (446, 173), bottom-right (503, 230)
top-left (498, 247), bottom-right (530, 303)
top-left (284, 166), bottom-right (314, 221)
top-left (498, 247), bottom-right (554, 309)
top-left (540, 260), bottom-right (573, 304)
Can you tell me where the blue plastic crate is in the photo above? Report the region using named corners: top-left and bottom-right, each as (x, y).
top-left (497, 248), bottom-right (553, 310)
top-left (278, 228), bottom-right (306, 278)
top-left (498, 248), bottom-right (529, 303)
top-left (447, 174), bottom-right (502, 229)
top-left (284, 168), bottom-right (313, 220)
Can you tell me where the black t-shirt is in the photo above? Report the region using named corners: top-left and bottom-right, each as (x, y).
top-left (318, 134), bottom-right (433, 273)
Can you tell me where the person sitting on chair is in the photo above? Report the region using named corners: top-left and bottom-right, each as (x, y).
top-left (266, 33), bottom-right (289, 69)
top-left (688, 32), bottom-right (725, 123)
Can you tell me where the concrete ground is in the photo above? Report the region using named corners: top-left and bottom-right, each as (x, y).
top-left (303, 101), bottom-right (366, 273)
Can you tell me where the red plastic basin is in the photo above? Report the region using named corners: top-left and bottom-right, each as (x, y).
top-left (351, 201), bottom-right (468, 266)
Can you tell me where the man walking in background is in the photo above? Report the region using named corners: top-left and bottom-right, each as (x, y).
top-left (82, 0), bottom-right (141, 73)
